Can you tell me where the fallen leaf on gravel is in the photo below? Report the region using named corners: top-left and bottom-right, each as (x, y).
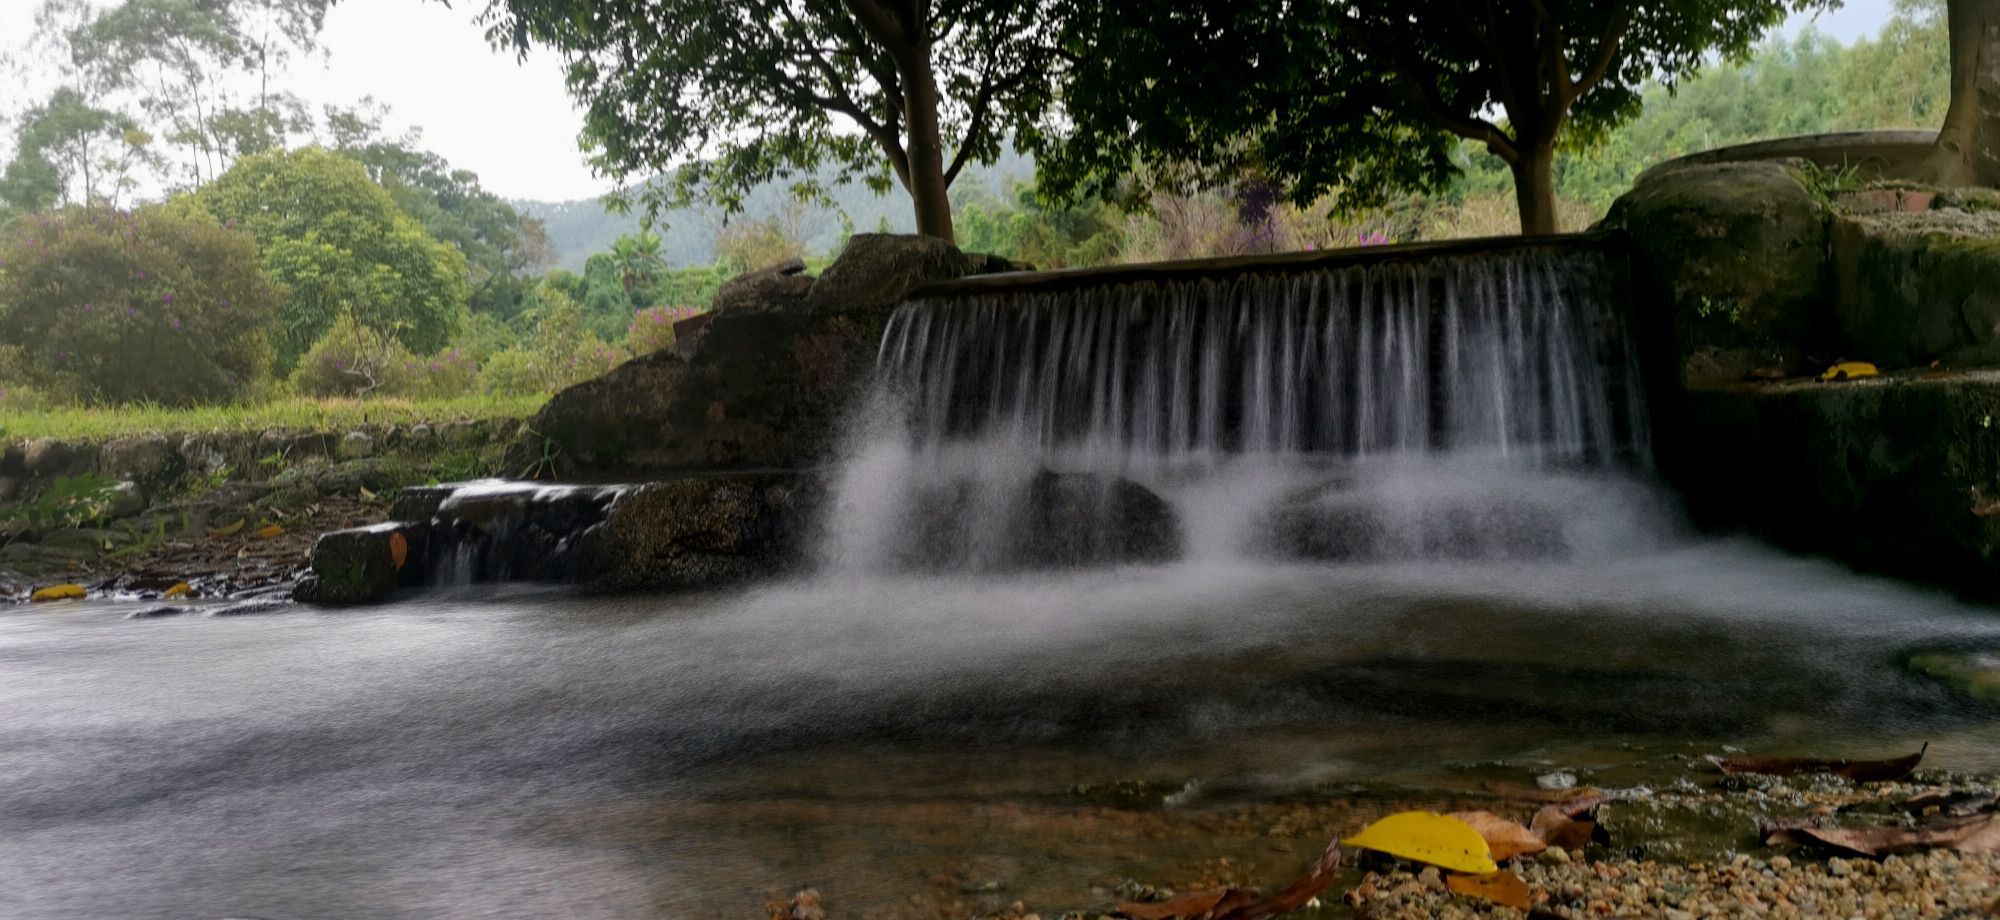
top-left (1342, 812), bottom-right (1497, 874)
top-left (1115, 839), bottom-right (1342, 920)
top-left (207, 519), bottom-right (245, 538)
top-left (163, 582), bottom-right (192, 598)
top-left (1530, 804), bottom-right (1597, 850)
top-left (1448, 811), bottom-right (1546, 860)
top-left (1763, 812), bottom-right (2000, 856)
top-left (1445, 870), bottom-right (1531, 909)
top-left (1709, 743), bottom-right (1926, 782)
top-left (254, 524), bottom-right (284, 539)
top-left (1902, 790), bottom-right (2000, 816)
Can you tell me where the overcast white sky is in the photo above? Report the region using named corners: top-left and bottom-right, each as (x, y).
top-left (0, 0), bottom-right (1898, 204)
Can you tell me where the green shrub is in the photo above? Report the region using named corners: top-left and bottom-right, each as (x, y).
top-left (0, 205), bottom-right (281, 406)
top-left (413, 347), bottom-right (479, 398)
top-left (185, 148), bottom-right (469, 367)
top-left (292, 312), bottom-right (420, 397)
top-left (477, 348), bottom-right (542, 396)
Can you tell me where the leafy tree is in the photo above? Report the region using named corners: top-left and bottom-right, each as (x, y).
top-left (483, 0), bottom-right (1065, 241)
top-left (323, 101), bottom-right (555, 320)
top-left (1044, 0), bottom-right (1829, 235)
top-left (956, 179), bottom-right (1122, 269)
top-left (1, 88), bottom-right (159, 211)
top-left (0, 205), bottom-right (282, 405)
top-left (609, 230), bottom-right (665, 293)
top-left (44, 0), bottom-right (332, 186)
top-left (185, 147), bottom-right (470, 366)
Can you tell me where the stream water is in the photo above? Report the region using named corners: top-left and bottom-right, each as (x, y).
top-left (7, 250), bottom-right (2000, 918)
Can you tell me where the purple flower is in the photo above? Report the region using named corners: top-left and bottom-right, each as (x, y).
top-left (81, 303), bottom-right (92, 312)
top-left (170, 317), bottom-right (182, 331)
top-left (126, 307), bottom-right (136, 317)
top-left (162, 293), bottom-right (173, 303)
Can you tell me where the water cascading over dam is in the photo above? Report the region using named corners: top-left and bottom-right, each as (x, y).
top-left (824, 241), bottom-right (1658, 573)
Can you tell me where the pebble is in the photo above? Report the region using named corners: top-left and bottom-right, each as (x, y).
top-left (1537, 771), bottom-right (1579, 790)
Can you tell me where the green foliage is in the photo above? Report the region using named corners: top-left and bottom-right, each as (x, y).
top-left (325, 101), bottom-right (554, 321)
top-left (291, 312), bottom-right (419, 397)
top-left (1042, 0), bottom-right (1831, 232)
top-left (712, 207), bottom-right (805, 275)
top-left (0, 205), bottom-right (281, 405)
top-left (187, 147), bottom-right (470, 366)
top-left (486, 0), bottom-right (1063, 235)
top-left (1, 87), bottom-right (158, 212)
top-left (955, 179), bottom-right (1123, 269)
top-left (476, 348), bottom-right (543, 397)
top-left (22, 473), bottom-right (121, 533)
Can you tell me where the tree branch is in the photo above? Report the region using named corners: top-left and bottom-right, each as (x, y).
top-left (1571, 2), bottom-right (1633, 100)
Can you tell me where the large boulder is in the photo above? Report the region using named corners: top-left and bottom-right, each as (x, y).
top-left (1602, 161), bottom-right (1832, 384)
top-left (506, 234), bottom-right (1020, 480)
top-left (1831, 208), bottom-right (2000, 367)
top-left (296, 523), bottom-right (428, 606)
top-left (577, 473), bottom-right (820, 593)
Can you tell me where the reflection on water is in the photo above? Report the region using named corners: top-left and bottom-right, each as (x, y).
top-left (5, 525), bottom-right (2000, 918)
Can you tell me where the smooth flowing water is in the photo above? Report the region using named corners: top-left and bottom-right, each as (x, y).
top-left (6, 249), bottom-right (2000, 919)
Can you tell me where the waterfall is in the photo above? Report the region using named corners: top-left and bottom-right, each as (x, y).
top-left (823, 247), bottom-right (1654, 573)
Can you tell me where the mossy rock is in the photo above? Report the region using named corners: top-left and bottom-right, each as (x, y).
top-left (1831, 210), bottom-right (2000, 367)
top-left (1602, 161), bottom-right (1833, 384)
top-left (1905, 649), bottom-right (2000, 703)
top-left (297, 522), bottom-right (428, 606)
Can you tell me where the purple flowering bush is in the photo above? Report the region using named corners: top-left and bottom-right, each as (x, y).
top-left (625, 305), bottom-right (700, 355)
top-left (0, 206), bottom-right (281, 405)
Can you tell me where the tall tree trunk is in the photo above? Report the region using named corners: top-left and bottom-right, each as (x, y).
top-left (1926, 0), bottom-right (2000, 187)
top-left (1511, 143), bottom-right (1560, 235)
top-left (900, 53), bottom-right (956, 242)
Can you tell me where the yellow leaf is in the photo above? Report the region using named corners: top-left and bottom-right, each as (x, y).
top-left (254, 524), bottom-right (284, 539)
top-left (208, 519), bottom-right (246, 538)
top-left (1446, 870), bottom-right (1532, 909)
top-left (31, 583), bottom-right (87, 602)
top-left (1819, 361), bottom-right (1880, 382)
top-left (1341, 812), bottom-right (1499, 875)
top-left (359, 486), bottom-right (378, 501)
top-left (163, 582), bottom-right (192, 598)
top-left (389, 532), bottom-right (409, 571)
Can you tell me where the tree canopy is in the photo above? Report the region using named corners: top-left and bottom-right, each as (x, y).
top-left (1041, 0), bottom-right (1831, 235)
top-left (482, 0), bottom-right (1065, 242)
top-left (184, 147), bottom-right (470, 366)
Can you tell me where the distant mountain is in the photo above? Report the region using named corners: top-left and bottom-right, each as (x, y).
top-left (515, 149), bottom-right (1035, 271)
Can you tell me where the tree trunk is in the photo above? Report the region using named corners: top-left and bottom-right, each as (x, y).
top-left (1510, 144), bottom-right (1560, 235)
top-left (1926, 0), bottom-right (2000, 187)
top-left (900, 53), bottom-right (956, 242)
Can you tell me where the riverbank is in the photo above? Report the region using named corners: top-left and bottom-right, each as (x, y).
top-left (0, 406), bottom-right (530, 601)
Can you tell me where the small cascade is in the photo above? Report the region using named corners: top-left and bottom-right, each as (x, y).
top-left (824, 245), bottom-right (1653, 573)
top-left (412, 480), bottom-right (632, 587)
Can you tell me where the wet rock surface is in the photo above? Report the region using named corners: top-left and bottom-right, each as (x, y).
top-left (1673, 370), bottom-right (2000, 599)
top-left (1832, 208), bottom-right (2000, 368)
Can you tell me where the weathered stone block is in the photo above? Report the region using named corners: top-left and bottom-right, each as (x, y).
top-left (296, 522), bottom-right (428, 606)
top-left (1831, 209), bottom-right (2000, 367)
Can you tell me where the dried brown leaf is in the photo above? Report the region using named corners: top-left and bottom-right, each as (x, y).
top-left (1448, 810), bottom-right (1546, 860)
top-left (1709, 743), bottom-right (1927, 783)
top-left (1446, 870), bottom-right (1532, 909)
top-left (1763, 812), bottom-right (2000, 857)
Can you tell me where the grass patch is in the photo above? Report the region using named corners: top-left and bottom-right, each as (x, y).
top-left (0, 392), bottom-right (548, 443)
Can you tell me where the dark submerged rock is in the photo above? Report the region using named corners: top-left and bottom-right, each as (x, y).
top-left (577, 473), bottom-right (821, 593)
